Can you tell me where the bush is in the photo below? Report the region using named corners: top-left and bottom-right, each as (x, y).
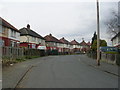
top-left (105, 52), bottom-right (119, 54)
top-left (16, 58), bottom-right (26, 62)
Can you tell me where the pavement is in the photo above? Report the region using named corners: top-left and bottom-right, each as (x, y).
top-left (2, 55), bottom-right (119, 88)
top-left (77, 55), bottom-right (119, 77)
top-left (3, 56), bottom-right (50, 88)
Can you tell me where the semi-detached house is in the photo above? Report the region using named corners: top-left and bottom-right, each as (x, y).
top-left (59, 37), bottom-right (71, 53)
top-left (70, 39), bottom-right (80, 52)
top-left (79, 40), bottom-right (91, 53)
top-left (19, 24), bottom-right (45, 49)
top-left (0, 17), bottom-right (20, 47)
top-left (44, 34), bottom-right (63, 53)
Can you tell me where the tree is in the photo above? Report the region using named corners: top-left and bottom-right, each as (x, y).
top-left (100, 40), bottom-right (107, 47)
top-left (105, 10), bottom-right (120, 37)
top-left (91, 40), bottom-right (97, 52)
top-left (91, 32), bottom-right (97, 45)
top-left (91, 39), bottom-right (107, 52)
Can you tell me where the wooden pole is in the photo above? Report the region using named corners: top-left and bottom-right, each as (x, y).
top-left (96, 0), bottom-right (100, 66)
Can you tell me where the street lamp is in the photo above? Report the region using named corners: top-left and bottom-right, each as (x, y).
top-left (96, 0), bottom-right (100, 66)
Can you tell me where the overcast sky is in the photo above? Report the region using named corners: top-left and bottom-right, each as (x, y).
top-left (0, 0), bottom-right (119, 45)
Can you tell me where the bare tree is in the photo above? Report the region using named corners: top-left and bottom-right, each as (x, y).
top-left (105, 10), bottom-right (120, 37)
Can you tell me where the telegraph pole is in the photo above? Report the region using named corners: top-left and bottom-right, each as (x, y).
top-left (96, 0), bottom-right (100, 66)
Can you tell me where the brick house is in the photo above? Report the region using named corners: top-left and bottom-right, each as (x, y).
top-left (70, 39), bottom-right (80, 52)
top-left (111, 32), bottom-right (120, 48)
top-left (59, 37), bottom-right (71, 53)
top-left (79, 40), bottom-right (91, 53)
top-left (19, 24), bottom-right (45, 49)
top-left (44, 34), bottom-right (63, 53)
top-left (0, 17), bottom-right (20, 47)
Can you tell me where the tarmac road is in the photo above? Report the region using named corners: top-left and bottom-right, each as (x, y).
top-left (14, 55), bottom-right (118, 88)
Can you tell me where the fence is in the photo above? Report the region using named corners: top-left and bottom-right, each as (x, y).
top-left (2, 46), bottom-right (24, 59)
top-left (87, 52), bottom-right (97, 59)
top-left (87, 52), bottom-right (120, 65)
top-left (101, 53), bottom-right (120, 65)
top-left (1, 46), bottom-right (46, 64)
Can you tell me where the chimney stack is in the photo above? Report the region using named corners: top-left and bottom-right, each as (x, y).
top-left (27, 24), bottom-right (30, 29)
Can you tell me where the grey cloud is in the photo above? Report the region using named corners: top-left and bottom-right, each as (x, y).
top-left (0, 1), bottom-right (118, 45)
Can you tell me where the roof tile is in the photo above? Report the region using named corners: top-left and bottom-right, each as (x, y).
top-left (19, 25), bottom-right (45, 39)
top-left (44, 34), bottom-right (61, 43)
top-left (70, 39), bottom-right (79, 45)
top-left (59, 37), bottom-right (70, 44)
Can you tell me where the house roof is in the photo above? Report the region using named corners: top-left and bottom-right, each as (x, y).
top-left (0, 17), bottom-right (20, 32)
top-left (111, 32), bottom-right (120, 41)
top-left (70, 39), bottom-right (79, 45)
top-left (59, 37), bottom-right (70, 44)
top-left (87, 41), bottom-right (91, 46)
top-left (19, 24), bottom-right (45, 40)
top-left (44, 34), bottom-right (62, 43)
top-left (79, 40), bottom-right (89, 46)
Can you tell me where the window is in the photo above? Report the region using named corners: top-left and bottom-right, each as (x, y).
top-left (0, 39), bottom-right (4, 46)
top-left (37, 38), bottom-right (41, 43)
top-left (0, 25), bottom-right (2, 33)
top-left (14, 31), bottom-right (16, 37)
top-left (32, 37), bottom-right (36, 42)
top-left (32, 44), bottom-right (36, 49)
top-left (1, 26), bottom-right (6, 34)
top-left (11, 30), bottom-right (16, 38)
top-left (11, 30), bottom-right (13, 37)
top-left (53, 43), bottom-right (56, 46)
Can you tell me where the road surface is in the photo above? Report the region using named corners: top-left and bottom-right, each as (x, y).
top-left (15, 55), bottom-right (118, 88)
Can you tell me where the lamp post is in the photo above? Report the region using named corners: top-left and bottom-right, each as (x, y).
top-left (96, 0), bottom-right (100, 66)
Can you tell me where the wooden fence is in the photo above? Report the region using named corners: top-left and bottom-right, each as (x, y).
top-left (1, 46), bottom-right (46, 64)
top-left (2, 46), bottom-right (24, 59)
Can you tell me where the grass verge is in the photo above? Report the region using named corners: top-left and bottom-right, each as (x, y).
top-left (2, 56), bottom-right (41, 67)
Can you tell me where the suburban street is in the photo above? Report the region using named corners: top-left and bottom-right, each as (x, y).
top-left (3, 55), bottom-right (118, 88)
top-left (0, 1), bottom-right (120, 89)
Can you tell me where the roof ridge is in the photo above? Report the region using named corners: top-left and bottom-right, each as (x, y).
top-left (19, 27), bottom-right (44, 39)
top-left (44, 34), bottom-right (61, 43)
